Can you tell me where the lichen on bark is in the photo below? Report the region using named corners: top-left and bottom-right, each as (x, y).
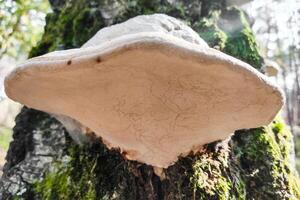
top-left (1, 0), bottom-right (299, 200)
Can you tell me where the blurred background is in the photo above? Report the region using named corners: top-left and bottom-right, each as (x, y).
top-left (0, 0), bottom-right (300, 174)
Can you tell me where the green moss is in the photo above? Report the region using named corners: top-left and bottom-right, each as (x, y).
top-left (29, 0), bottom-right (106, 58)
top-left (29, 13), bottom-right (59, 57)
top-left (34, 141), bottom-right (136, 200)
top-left (72, 8), bottom-right (105, 46)
top-left (232, 118), bottom-right (300, 199)
top-left (191, 7), bottom-right (262, 70)
top-left (34, 163), bottom-right (69, 199)
top-left (223, 27), bottom-right (262, 69)
top-left (193, 17), bottom-right (227, 49)
top-left (191, 150), bottom-right (231, 199)
top-left (219, 7), bottom-right (263, 69)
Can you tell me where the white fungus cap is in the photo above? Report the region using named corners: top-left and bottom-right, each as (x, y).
top-left (4, 14), bottom-right (284, 168)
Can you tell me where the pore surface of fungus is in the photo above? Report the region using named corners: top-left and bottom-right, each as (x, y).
top-left (5, 14), bottom-right (284, 168)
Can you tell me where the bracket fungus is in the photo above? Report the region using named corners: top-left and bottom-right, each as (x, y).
top-left (4, 14), bottom-right (284, 168)
top-left (264, 59), bottom-right (281, 77)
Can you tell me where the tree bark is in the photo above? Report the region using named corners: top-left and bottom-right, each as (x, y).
top-left (0, 0), bottom-right (299, 199)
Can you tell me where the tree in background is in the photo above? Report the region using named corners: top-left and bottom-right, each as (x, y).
top-left (245, 0), bottom-right (300, 170)
top-left (0, 0), bottom-right (49, 60)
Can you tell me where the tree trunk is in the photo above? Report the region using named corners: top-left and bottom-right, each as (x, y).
top-left (1, 0), bottom-right (299, 199)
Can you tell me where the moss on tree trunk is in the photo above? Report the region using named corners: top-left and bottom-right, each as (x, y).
top-left (1, 0), bottom-right (300, 199)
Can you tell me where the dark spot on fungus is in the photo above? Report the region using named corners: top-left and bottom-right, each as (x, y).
top-left (96, 57), bottom-right (102, 63)
top-left (67, 60), bottom-right (72, 65)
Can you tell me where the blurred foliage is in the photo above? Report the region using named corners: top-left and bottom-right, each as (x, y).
top-left (0, 0), bottom-right (49, 60)
top-left (0, 127), bottom-right (12, 151)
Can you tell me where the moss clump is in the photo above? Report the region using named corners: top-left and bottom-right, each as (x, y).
top-left (192, 7), bottom-right (262, 70)
top-left (34, 141), bottom-right (137, 200)
top-left (190, 143), bottom-right (246, 200)
top-left (29, 0), bottom-right (107, 58)
top-left (219, 7), bottom-right (263, 69)
top-left (29, 13), bottom-right (59, 58)
top-left (34, 163), bottom-right (71, 200)
top-left (232, 119), bottom-right (300, 199)
top-left (192, 13), bottom-right (227, 49)
top-left (72, 8), bottom-right (104, 47)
